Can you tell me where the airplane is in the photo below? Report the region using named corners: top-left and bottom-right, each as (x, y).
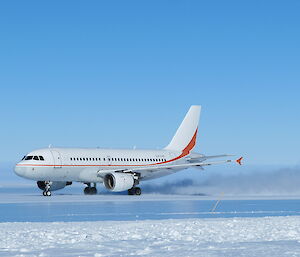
top-left (14, 105), bottom-right (242, 196)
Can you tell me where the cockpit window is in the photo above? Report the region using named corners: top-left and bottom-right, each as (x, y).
top-left (21, 156), bottom-right (26, 160)
top-left (24, 155), bottom-right (45, 161)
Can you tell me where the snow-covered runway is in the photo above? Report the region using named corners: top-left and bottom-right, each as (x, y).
top-left (1, 186), bottom-right (300, 256)
top-left (1, 216), bottom-right (300, 257)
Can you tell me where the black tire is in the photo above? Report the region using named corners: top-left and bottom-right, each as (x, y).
top-left (46, 191), bottom-right (51, 196)
top-left (134, 187), bottom-right (141, 195)
top-left (84, 187), bottom-right (91, 195)
top-left (43, 191), bottom-right (46, 196)
top-left (128, 188), bottom-right (134, 195)
top-left (90, 187), bottom-right (97, 195)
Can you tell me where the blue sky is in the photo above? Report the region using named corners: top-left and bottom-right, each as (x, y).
top-left (0, 0), bottom-right (299, 171)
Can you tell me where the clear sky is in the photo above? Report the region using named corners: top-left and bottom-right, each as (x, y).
top-left (0, 0), bottom-right (299, 168)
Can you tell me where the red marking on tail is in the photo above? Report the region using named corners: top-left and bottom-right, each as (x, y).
top-left (236, 157), bottom-right (243, 165)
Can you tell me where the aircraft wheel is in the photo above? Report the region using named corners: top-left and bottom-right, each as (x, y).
top-left (134, 187), bottom-right (141, 195)
top-left (90, 187), bottom-right (97, 195)
top-left (84, 187), bottom-right (91, 195)
top-left (128, 187), bottom-right (141, 195)
top-left (128, 188), bottom-right (134, 195)
top-left (43, 190), bottom-right (51, 196)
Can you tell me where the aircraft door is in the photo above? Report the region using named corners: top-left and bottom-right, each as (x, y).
top-left (51, 150), bottom-right (62, 168)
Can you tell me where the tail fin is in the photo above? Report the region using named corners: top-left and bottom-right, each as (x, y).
top-left (165, 105), bottom-right (201, 153)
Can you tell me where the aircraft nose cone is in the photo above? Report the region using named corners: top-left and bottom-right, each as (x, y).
top-left (14, 165), bottom-right (25, 177)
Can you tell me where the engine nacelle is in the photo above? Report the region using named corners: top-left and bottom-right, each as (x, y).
top-left (37, 181), bottom-right (72, 191)
top-left (103, 173), bottom-right (135, 192)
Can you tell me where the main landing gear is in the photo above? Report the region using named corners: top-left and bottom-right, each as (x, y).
top-left (128, 187), bottom-right (142, 195)
top-left (84, 183), bottom-right (97, 195)
top-left (43, 181), bottom-right (52, 197)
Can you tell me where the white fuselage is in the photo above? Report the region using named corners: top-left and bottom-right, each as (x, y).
top-left (15, 148), bottom-right (186, 183)
top-left (13, 106), bottom-right (238, 196)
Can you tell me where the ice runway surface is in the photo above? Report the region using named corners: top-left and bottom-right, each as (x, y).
top-left (1, 189), bottom-right (300, 222)
top-left (1, 187), bottom-right (300, 256)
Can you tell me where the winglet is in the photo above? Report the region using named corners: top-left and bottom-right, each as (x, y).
top-left (236, 157), bottom-right (243, 165)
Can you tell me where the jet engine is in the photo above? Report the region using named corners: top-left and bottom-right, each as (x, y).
top-left (37, 181), bottom-right (72, 191)
top-left (103, 173), bottom-right (135, 192)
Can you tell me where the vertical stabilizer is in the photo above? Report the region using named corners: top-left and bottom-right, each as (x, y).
top-left (165, 105), bottom-right (201, 152)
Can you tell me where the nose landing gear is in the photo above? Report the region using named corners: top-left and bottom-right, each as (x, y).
top-left (42, 181), bottom-right (52, 197)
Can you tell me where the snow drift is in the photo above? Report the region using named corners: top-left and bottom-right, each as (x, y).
top-left (1, 216), bottom-right (300, 256)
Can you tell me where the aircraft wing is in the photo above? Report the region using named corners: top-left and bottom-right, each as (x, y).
top-left (133, 159), bottom-right (236, 171)
top-left (96, 157), bottom-right (243, 180)
top-left (186, 153), bottom-right (235, 161)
